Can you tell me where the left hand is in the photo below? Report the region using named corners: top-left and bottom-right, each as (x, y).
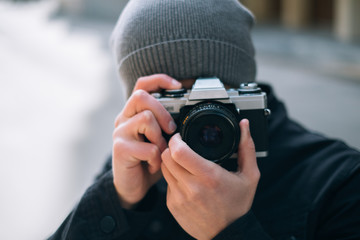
top-left (161, 119), bottom-right (260, 240)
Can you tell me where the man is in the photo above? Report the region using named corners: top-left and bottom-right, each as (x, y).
top-left (50, 0), bottom-right (360, 239)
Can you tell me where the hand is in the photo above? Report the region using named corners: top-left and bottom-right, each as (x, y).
top-left (161, 119), bottom-right (260, 240)
top-left (112, 74), bottom-right (182, 209)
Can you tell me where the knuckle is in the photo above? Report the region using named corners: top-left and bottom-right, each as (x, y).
top-left (170, 145), bottom-right (182, 160)
top-left (187, 185), bottom-right (202, 202)
top-left (156, 73), bottom-right (170, 82)
top-left (161, 148), bottom-right (170, 161)
top-left (148, 144), bottom-right (160, 160)
top-left (112, 125), bottom-right (124, 140)
top-left (113, 137), bottom-right (126, 148)
top-left (155, 73), bottom-right (167, 78)
top-left (251, 168), bottom-right (261, 182)
top-left (141, 110), bottom-right (154, 124)
top-left (136, 76), bottom-right (146, 83)
top-left (134, 77), bottom-right (146, 89)
top-left (112, 138), bottom-right (127, 159)
top-left (246, 169), bottom-right (261, 187)
top-left (114, 113), bottom-right (124, 127)
top-left (132, 89), bottom-right (149, 101)
top-left (112, 119), bottom-right (129, 139)
top-left (112, 129), bottom-right (118, 140)
top-left (166, 198), bottom-right (175, 212)
top-left (169, 137), bottom-right (186, 158)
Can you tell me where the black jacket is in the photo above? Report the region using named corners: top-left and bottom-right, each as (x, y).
top-left (50, 84), bottom-right (360, 240)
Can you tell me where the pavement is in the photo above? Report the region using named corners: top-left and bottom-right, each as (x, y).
top-left (0, 1), bottom-right (359, 240)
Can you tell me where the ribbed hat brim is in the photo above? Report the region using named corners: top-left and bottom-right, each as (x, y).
top-left (119, 38), bottom-right (256, 96)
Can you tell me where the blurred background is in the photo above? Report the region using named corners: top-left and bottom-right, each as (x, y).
top-left (0, 0), bottom-right (359, 239)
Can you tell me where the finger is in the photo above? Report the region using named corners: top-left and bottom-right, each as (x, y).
top-left (123, 110), bottom-right (167, 152)
top-left (133, 74), bottom-right (182, 93)
top-left (168, 133), bottom-right (216, 176)
top-left (117, 89), bottom-right (177, 134)
top-left (237, 119), bottom-right (258, 176)
top-left (161, 160), bottom-right (178, 189)
top-left (113, 138), bottom-right (162, 174)
top-left (161, 148), bottom-right (192, 182)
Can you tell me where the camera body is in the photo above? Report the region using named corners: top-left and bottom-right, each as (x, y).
top-left (153, 77), bottom-right (270, 164)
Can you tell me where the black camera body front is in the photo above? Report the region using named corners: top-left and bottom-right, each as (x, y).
top-left (152, 77), bottom-right (270, 164)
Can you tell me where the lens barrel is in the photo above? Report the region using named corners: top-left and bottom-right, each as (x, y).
top-left (179, 102), bottom-right (240, 162)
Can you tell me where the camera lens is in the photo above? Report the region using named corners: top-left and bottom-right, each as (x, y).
top-left (199, 125), bottom-right (223, 147)
top-left (180, 102), bottom-right (240, 163)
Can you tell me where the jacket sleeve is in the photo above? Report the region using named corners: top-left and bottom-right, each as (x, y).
top-left (213, 211), bottom-right (272, 240)
top-left (313, 161), bottom-right (360, 240)
top-left (48, 170), bottom-right (160, 240)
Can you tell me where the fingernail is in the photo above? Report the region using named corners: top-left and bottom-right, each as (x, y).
top-left (245, 119), bottom-right (249, 128)
top-left (169, 120), bottom-right (177, 133)
top-left (240, 119), bottom-right (250, 136)
top-left (241, 119), bottom-right (249, 128)
top-left (172, 79), bottom-right (182, 87)
top-left (174, 133), bottom-right (181, 140)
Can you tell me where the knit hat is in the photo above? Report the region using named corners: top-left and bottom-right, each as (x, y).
top-left (110, 0), bottom-right (256, 96)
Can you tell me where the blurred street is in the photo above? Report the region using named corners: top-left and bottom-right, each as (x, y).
top-left (253, 26), bottom-right (360, 149)
top-left (0, 1), bottom-right (124, 239)
top-left (0, 1), bottom-right (359, 239)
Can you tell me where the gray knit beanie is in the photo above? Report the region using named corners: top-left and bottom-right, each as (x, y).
top-left (110, 0), bottom-right (256, 96)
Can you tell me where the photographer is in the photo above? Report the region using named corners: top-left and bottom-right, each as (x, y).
top-left (50, 0), bottom-right (360, 239)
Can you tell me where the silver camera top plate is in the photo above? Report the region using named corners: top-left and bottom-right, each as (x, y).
top-left (189, 78), bottom-right (229, 100)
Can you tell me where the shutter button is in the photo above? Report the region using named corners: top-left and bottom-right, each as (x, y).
top-left (100, 216), bottom-right (116, 233)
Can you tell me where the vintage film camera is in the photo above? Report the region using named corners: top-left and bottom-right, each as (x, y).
top-left (153, 77), bottom-right (271, 164)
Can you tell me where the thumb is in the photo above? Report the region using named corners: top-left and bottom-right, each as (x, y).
top-left (237, 119), bottom-right (258, 176)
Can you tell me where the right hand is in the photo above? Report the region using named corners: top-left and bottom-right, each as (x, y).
top-left (112, 74), bottom-right (182, 209)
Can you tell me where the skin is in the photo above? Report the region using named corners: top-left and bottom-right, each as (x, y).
top-left (112, 74), bottom-right (260, 239)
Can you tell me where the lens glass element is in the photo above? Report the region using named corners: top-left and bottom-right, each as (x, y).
top-left (199, 125), bottom-right (223, 147)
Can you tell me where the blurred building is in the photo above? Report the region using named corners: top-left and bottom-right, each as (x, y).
top-left (56, 0), bottom-right (360, 43)
top-left (58, 0), bottom-right (128, 20)
top-left (240, 0), bottom-right (360, 43)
